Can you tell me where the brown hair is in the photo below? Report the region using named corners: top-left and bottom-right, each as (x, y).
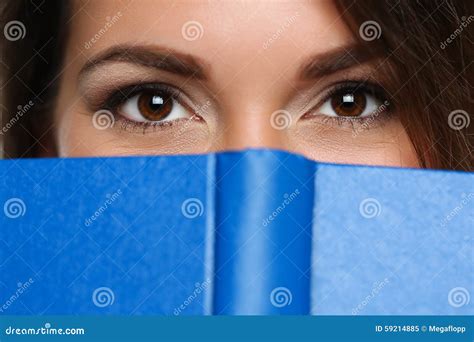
top-left (1, 0), bottom-right (473, 170)
top-left (336, 0), bottom-right (473, 170)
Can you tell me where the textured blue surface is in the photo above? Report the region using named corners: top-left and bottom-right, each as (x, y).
top-left (214, 151), bottom-right (314, 314)
top-left (0, 155), bottom-right (212, 315)
top-left (312, 163), bottom-right (474, 315)
top-left (0, 150), bottom-right (472, 315)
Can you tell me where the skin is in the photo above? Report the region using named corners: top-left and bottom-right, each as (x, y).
top-left (53, 0), bottom-right (419, 167)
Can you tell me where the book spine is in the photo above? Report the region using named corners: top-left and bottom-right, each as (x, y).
top-left (212, 150), bottom-right (315, 314)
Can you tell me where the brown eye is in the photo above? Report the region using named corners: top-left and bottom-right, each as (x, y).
top-left (116, 86), bottom-right (194, 125)
top-left (137, 91), bottom-right (173, 121)
top-left (330, 90), bottom-right (367, 117)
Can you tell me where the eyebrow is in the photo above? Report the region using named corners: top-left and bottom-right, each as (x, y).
top-left (298, 44), bottom-right (383, 80)
top-left (80, 44), bottom-right (381, 83)
top-left (80, 44), bottom-right (208, 80)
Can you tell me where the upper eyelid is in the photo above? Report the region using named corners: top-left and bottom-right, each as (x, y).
top-left (78, 59), bottom-right (215, 110)
top-left (108, 83), bottom-right (204, 120)
top-left (96, 83), bottom-right (184, 111)
top-left (323, 82), bottom-right (384, 102)
top-left (310, 81), bottom-right (391, 111)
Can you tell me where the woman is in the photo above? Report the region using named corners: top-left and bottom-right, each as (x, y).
top-left (1, 0), bottom-right (473, 170)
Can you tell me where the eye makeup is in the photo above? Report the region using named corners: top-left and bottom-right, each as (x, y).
top-left (116, 116), bottom-right (203, 134)
top-left (77, 42), bottom-right (396, 141)
top-left (300, 79), bottom-right (394, 132)
top-left (95, 83), bottom-right (205, 134)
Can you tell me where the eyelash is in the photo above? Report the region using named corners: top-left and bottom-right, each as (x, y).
top-left (98, 80), bottom-right (393, 133)
top-left (304, 81), bottom-right (393, 128)
top-left (101, 83), bottom-right (196, 133)
top-left (117, 117), bottom-right (194, 134)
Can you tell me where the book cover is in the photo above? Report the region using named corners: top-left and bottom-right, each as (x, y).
top-left (1, 150), bottom-right (472, 315)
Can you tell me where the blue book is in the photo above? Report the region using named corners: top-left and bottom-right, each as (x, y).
top-left (0, 150), bottom-right (472, 315)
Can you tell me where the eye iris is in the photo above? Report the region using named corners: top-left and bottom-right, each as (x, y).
top-left (137, 91), bottom-right (173, 121)
top-left (330, 90), bottom-right (367, 117)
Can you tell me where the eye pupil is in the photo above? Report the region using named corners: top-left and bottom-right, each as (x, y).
top-left (331, 90), bottom-right (367, 117)
top-left (138, 91), bottom-right (173, 121)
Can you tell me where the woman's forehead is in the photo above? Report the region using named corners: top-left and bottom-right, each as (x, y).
top-left (66, 0), bottom-right (357, 97)
top-left (69, 0), bottom-right (354, 65)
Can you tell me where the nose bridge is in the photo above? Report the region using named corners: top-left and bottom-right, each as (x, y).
top-left (218, 109), bottom-right (286, 150)
top-left (212, 83), bottom-right (293, 151)
top-left (209, 45), bottom-right (297, 152)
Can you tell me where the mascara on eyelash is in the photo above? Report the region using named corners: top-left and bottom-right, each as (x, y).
top-left (100, 83), bottom-right (182, 111)
top-left (301, 80), bottom-right (393, 131)
top-left (321, 81), bottom-right (391, 106)
top-left (299, 79), bottom-right (393, 121)
top-left (116, 116), bottom-right (202, 134)
top-left (310, 102), bottom-right (393, 133)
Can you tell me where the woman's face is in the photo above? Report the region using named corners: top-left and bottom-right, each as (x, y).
top-left (54, 0), bottom-right (419, 167)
